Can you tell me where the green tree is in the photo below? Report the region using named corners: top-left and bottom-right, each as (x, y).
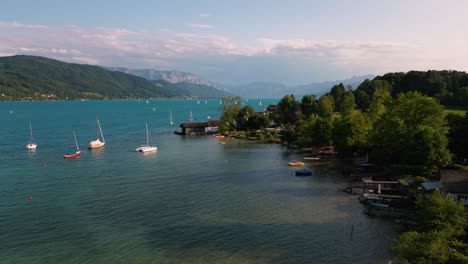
top-left (332, 110), bottom-right (371, 154)
top-left (338, 91), bottom-right (356, 116)
top-left (219, 96), bottom-right (242, 132)
top-left (300, 94), bottom-right (317, 119)
top-left (391, 190), bottom-right (468, 264)
top-left (317, 94), bottom-right (335, 118)
top-left (277, 95), bottom-right (298, 124)
top-left (446, 112), bottom-right (468, 160)
top-left (416, 190), bottom-right (467, 236)
top-left (370, 92), bottom-right (451, 174)
top-left (236, 105), bottom-right (256, 130)
top-left (329, 83), bottom-right (345, 110)
top-left (367, 87), bottom-right (391, 121)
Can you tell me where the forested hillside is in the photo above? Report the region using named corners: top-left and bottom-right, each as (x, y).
top-left (0, 55), bottom-right (226, 100)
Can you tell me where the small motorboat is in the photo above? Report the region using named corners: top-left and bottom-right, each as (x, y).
top-left (288, 161), bottom-right (305, 166)
top-left (295, 169), bottom-right (313, 176)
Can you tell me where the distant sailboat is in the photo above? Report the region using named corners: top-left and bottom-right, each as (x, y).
top-left (26, 122), bottom-right (37, 150)
top-left (88, 118), bottom-right (105, 149)
top-left (197, 100), bottom-right (200, 104)
top-left (169, 111), bottom-right (174, 126)
top-left (136, 122), bottom-right (157, 153)
top-left (259, 101), bottom-right (262, 106)
top-left (188, 111), bottom-right (193, 122)
top-left (205, 100), bottom-right (207, 104)
top-left (146, 100), bottom-right (149, 104)
top-left (64, 130), bottom-right (81, 159)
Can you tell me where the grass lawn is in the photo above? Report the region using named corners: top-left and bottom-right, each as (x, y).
top-left (445, 105), bottom-right (468, 115)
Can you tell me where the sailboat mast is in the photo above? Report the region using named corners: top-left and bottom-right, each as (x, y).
top-left (97, 119), bottom-right (105, 142)
top-left (29, 122), bottom-right (34, 142)
top-left (73, 130), bottom-right (79, 151)
top-left (146, 122), bottom-right (150, 146)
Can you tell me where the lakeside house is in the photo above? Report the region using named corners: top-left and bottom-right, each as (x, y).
top-left (440, 170), bottom-right (468, 206)
top-left (176, 120), bottom-right (220, 135)
top-left (422, 170), bottom-right (468, 206)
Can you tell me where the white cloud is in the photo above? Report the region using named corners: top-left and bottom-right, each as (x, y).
top-left (187, 23), bottom-right (213, 29)
top-left (10, 21), bottom-right (48, 29)
top-left (0, 20), bottom-right (467, 84)
top-left (199, 13), bottom-right (211, 17)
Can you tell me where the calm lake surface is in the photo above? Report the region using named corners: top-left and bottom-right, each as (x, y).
top-left (0, 99), bottom-right (397, 264)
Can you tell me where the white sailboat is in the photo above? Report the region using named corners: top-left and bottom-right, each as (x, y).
top-left (188, 111), bottom-right (193, 122)
top-left (136, 122), bottom-right (157, 153)
top-left (26, 122), bottom-right (37, 150)
top-left (88, 118), bottom-right (105, 149)
top-left (259, 100), bottom-right (262, 106)
top-left (169, 111), bottom-right (174, 126)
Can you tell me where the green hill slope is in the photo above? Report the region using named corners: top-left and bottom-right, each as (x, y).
top-left (0, 55), bottom-right (226, 100)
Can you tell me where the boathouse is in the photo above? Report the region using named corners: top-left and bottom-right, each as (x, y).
top-left (177, 120), bottom-right (220, 135)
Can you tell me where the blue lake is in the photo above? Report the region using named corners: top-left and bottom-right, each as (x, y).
top-left (0, 99), bottom-right (397, 263)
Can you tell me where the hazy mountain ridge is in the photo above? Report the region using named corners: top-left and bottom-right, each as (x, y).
top-left (105, 67), bottom-right (223, 88)
top-left (227, 75), bottom-right (375, 98)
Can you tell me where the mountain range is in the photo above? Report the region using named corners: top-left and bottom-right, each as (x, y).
top-left (107, 67), bottom-right (373, 98)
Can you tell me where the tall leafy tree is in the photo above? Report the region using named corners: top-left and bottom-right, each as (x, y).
top-left (370, 91), bottom-right (451, 174)
top-left (391, 190), bottom-right (468, 263)
top-left (338, 91), bottom-right (356, 116)
top-left (332, 110), bottom-right (371, 154)
top-left (219, 96), bottom-right (242, 131)
top-left (317, 94), bottom-right (335, 118)
top-left (277, 95), bottom-right (298, 124)
top-left (300, 94), bottom-right (317, 119)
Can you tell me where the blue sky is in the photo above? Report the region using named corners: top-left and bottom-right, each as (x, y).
top-left (1, 0), bottom-right (468, 85)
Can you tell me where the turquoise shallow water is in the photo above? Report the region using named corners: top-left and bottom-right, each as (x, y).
top-left (0, 100), bottom-right (396, 264)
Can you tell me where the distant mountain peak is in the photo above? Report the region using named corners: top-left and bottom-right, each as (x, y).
top-left (105, 67), bottom-right (222, 88)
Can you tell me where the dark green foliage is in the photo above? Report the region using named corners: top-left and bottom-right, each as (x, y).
top-left (0, 55), bottom-right (225, 100)
top-left (277, 95), bottom-right (299, 124)
top-left (300, 94), bottom-right (317, 119)
top-left (332, 110), bottom-right (370, 154)
top-left (391, 190), bottom-right (468, 264)
top-left (338, 91), bottom-right (356, 116)
top-left (446, 112), bottom-right (468, 161)
top-left (375, 70), bottom-right (468, 106)
top-left (370, 92), bottom-right (451, 174)
top-left (316, 94), bottom-right (335, 118)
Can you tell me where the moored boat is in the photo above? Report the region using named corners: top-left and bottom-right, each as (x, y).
top-left (88, 118), bottom-right (105, 149)
top-left (295, 169), bottom-right (313, 176)
top-left (26, 122), bottom-right (37, 150)
top-left (136, 122), bottom-right (157, 153)
top-left (64, 130), bottom-right (81, 159)
top-left (288, 161), bottom-right (305, 166)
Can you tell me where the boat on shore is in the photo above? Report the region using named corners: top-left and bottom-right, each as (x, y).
top-left (288, 161), bottom-right (305, 166)
top-left (136, 122), bottom-right (157, 153)
top-left (64, 130), bottom-right (81, 159)
top-left (26, 122), bottom-right (37, 150)
top-left (88, 118), bottom-right (105, 149)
